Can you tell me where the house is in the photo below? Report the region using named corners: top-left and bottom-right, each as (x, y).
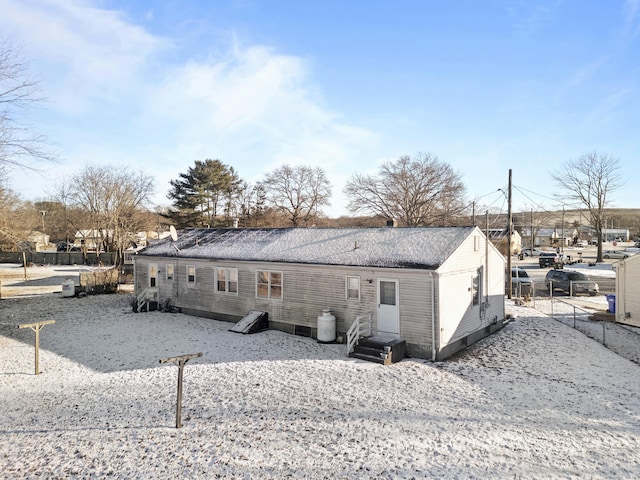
top-left (521, 227), bottom-right (577, 248)
top-left (133, 227), bottom-right (506, 361)
top-left (612, 253), bottom-right (640, 328)
top-left (74, 229), bottom-right (112, 252)
top-left (486, 228), bottom-right (522, 255)
top-left (26, 231), bottom-right (49, 251)
top-left (602, 228), bottom-right (630, 242)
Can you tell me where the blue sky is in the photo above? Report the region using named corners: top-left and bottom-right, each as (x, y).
top-left (1, 0), bottom-right (639, 218)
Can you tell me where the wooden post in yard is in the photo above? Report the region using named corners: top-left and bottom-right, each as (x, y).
top-left (159, 352), bottom-right (203, 428)
top-left (18, 320), bottom-right (55, 375)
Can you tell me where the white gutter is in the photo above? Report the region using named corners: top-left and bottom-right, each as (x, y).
top-left (430, 271), bottom-right (437, 362)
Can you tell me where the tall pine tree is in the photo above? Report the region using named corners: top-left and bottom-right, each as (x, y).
top-left (166, 159), bottom-right (242, 228)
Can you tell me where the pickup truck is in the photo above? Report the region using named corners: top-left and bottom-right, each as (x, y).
top-left (539, 252), bottom-right (559, 267)
top-left (539, 251), bottom-right (575, 267)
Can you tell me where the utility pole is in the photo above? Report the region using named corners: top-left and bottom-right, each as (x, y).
top-left (561, 206), bottom-right (565, 254)
top-left (507, 169), bottom-right (513, 299)
top-left (472, 201), bottom-right (476, 227)
top-left (40, 210), bottom-right (46, 250)
top-left (530, 209), bottom-right (534, 249)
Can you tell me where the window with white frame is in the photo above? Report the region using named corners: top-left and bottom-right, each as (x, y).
top-left (346, 276), bottom-right (360, 300)
top-left (472, 268), bottom-right (482, 306)
top-left (166, 263), bottom-right (174, 281)
top-left (257, 270), bottom-right (282, 299)
top-left (216, 267), bottom-right (238, 294)
top-left (187, 265), bottom-right (196, 285)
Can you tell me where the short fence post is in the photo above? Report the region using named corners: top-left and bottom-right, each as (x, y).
top-left (573, 306), bottom-right (576, 328)
top-left (603, 322), bottom-right (606, 347)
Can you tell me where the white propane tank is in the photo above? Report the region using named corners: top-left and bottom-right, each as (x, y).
top-left (62, 279), bottom-right (76, 297)
top-left (317, 309), bottom-right (336, 342)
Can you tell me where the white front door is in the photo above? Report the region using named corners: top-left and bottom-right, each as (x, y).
top-left (377, 279), bottom-right (399, 335)
top-left (149, 263), bottom-right (158, 287)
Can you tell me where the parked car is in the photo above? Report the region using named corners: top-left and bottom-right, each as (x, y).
top-left (575, 240), bottom-right (588, 248)
top-left (521, 248), bottom-right (541, 257)
top-left (545, 269), bottom-right (599, 296)
top-left (508, 267), bottom-right (533, 297)
top-left (56, 242), bottom-right (81, 252)
top-left (603, 250), bottom-right (632, 259)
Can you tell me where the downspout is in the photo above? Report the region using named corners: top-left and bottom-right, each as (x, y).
top-left (613, 262), bottom-right (621, 322)
top-left (431, 271), bottom-right (437, 362)
top-left (484, 226), bottom-right (490, 320)
top-left (133, 257), bottom-right (137, 298)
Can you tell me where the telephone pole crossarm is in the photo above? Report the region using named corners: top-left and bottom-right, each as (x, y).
top-left (18, 319), bottom-right (56, 375)
top-left (159, 352), bottom-right (203, 428)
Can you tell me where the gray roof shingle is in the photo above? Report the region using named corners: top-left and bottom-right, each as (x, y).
top-left (138, 227), bottom-right (475, 269)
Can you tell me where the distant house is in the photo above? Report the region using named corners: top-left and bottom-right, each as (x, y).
top-left (521, 228), bottom-right (577, 248)
top-left (133, 227), bottom-right (506, 361)
top-left (486, 228), bottom-right (522, 254)
top-left (602, 228), bottom-right (630, 242)
top-left (74, 229), bottom-right (112, 252)
top-left (26, 231), bottom-right (49, 251)
top-left (613, 253), bottom-right (640, 328)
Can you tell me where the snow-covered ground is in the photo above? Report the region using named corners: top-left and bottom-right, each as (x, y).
top-left (1, 265), bottom-right (639, 479)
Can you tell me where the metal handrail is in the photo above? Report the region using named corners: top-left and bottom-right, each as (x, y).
top-left (346, 312), bottom-right (372, 355)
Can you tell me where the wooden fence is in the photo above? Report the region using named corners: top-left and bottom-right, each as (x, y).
top-left (0, 251), bottom-right (117, 266)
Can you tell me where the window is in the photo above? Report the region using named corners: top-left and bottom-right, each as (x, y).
top-left (257, 270), bottom-right (282, 299)
top-left (472, 268), bottom-right (483, 306)
top-left (380, 280), bottom-right (397, 306)
top-left (187, 265), bottom-right (196, 284)
top-left (166, 264), bottom-right (174, 281)
top-left (346, 276), bottom-right (360, 300)
top-left (216, 267), bottom-right (238, 294)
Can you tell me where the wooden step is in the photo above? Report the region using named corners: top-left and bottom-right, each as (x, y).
top-left (356, 337), bottom-right (406, 364)
top-left (352, 345), bottom-right (388, 357)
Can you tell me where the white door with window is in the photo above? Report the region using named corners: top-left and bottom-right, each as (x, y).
top-left (377, 279), bottom-right (399, 335)
top-left (149, 263), bottom-right (158, 287)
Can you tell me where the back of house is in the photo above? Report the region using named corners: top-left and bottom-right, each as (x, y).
top-left (133, 226), bottom-right (505, 360)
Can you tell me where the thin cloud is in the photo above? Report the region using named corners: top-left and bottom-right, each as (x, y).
top-left (624, 0), bottom-right (640, 35)
top-left (0, 0), bottom-right (167, 111)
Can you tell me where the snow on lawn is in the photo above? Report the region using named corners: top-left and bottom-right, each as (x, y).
top-left (1, 292), bottom-right (640, 478)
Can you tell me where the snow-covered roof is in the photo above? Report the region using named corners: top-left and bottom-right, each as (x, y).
top-left (138, 227), bottom-right (477, 269)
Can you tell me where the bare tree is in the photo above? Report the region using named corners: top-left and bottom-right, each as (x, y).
top-left (0, 183), bottom-right (27, 250)
top-left (344, 153), bottom-right (466, 226)
top-left (61, 166), bottom-right (154, 264)
top-left (261, 165), bottom-right (331, 226)
top-left (0, 40), bottom-right (52, 171)
top-left (552, 152), bottom-right (623, 262)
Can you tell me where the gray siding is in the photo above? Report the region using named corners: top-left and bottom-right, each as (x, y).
top-left (134, 256), bottom-right (437, 356)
